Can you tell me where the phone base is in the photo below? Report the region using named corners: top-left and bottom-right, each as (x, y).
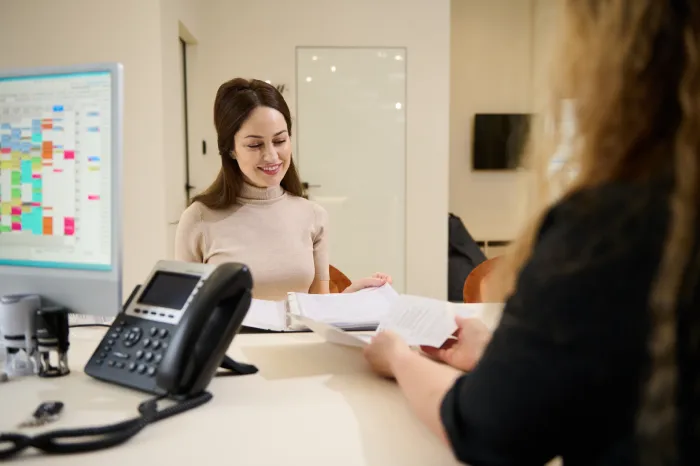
top-left (218, 355), bottom-right (258, 376)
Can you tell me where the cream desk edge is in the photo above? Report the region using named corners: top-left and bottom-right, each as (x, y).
top-left (0, 328), bottom-right (461, 466)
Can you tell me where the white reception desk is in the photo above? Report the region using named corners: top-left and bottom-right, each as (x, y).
top-left (0, 328), bottom-right (461, 465)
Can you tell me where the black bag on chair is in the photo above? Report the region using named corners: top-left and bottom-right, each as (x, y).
top-left (448, 213), bottom-right (487, 302)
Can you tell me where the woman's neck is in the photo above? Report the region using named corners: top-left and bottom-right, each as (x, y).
top-left (238, 182), bottom-right (285, 204)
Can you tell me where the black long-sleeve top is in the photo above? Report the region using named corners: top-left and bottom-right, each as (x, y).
top-left (441, 180), bottom-right (699, 465)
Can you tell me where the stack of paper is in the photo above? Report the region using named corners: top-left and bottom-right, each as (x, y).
top-left (295, 294), bottom-right (504, 349)
top-left (241, 282), bottom-right (505, 347)
top-left (68, 314), bottom-right (114, 326)
top-left (375, 295), bottom-right (459, 347)
top-left (290, 284), bottom-right (399, 329)
top-left (241, 299), bottom-right (287, 331)
top-left (241, 284), bottom-right (399, 332)
top-left (291, 315), bottom-right (373, 348)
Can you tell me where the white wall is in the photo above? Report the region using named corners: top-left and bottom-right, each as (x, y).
top-left (0, 0), bottom-right (460, 301)
top-left (189, 0), bottom-right (451, 299)
top-left (532, 0), bottom-right (561, 113)
top-left (159, 0), bottom-right (203, 257)
top-left (0, 0), bottom-right (167, 299)
top-left (449, 0), bottom-right (559, 241)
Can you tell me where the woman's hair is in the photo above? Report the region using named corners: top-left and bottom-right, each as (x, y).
top-left (191, 78), bottom-right (304, 209)
top-left (489, 0), bottom-right (700, 462)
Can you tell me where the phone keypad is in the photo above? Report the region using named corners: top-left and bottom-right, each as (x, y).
top-left (122, 326), bottom-right (142, 348)
top-left (91, 319), bottom-right (172, 381)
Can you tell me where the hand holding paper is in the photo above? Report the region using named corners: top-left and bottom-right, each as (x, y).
top-left (420, 316), bottom-right (491, 372)
top-left (301, 294), bottom-right (479, 350)
top-left (281, 284), bottom-right (502, 366)
top-left (377, 295), bottom-right (458, 348)
top-left (363, 303), bottom-right (494, 379)
top-left (361, 328), bottom-right (413, 378)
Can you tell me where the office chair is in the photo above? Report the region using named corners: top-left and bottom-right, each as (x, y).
top-left (463, 257), bottom-right (501, 303)
top-left (329, 265), bottom-right (352, 293)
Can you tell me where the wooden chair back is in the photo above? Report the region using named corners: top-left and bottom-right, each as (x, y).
top-left (329, 265), bottom-right (352, 293)
top-left (463, 257), bottom-right (501, 303)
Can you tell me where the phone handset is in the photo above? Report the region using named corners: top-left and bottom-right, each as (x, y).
top-left (0, 261), bottom-right (257, 460)
top-left (157, 262), bottom-right (255, 398)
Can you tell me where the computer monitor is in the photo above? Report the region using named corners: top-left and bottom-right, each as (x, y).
top-left (0, 63), bottom-right (123, 317)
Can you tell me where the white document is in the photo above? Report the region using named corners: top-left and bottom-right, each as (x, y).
top-left (68, 314), bottom-right (114, 326)
top-left (284, 294), bottom-right (504, 349)
top-left (291, 283), bottom-right (399, 328)
top-left (242, 284), bottom-right (400, 332)
top-left (450, 302), bottom-right (504, 331)
top-left (243, 299), bottom-right (287, 331)
top-left (240, 283), bottom-right (503, 336)
top-left (377, 295), bottom-right (458, 348)
top-left (291, 315), bottom-right (372, 348)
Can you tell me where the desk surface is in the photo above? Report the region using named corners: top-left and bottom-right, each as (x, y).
top-left (0, 328), bottom-right (460, 465)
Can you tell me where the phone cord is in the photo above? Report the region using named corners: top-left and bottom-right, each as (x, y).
top-left (0, 391), bottom-right (213, 459)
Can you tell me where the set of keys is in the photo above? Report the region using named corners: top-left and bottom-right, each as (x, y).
top-left (17, 401), bottom-right (64, 428)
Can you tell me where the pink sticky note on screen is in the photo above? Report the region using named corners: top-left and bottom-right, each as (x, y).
top-left (64, 217), bottom-right (75, 236)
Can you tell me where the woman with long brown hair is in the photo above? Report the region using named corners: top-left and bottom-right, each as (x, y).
top-left (363, 1), bottom-right (699, 464)
top-left (175, 78), bottom-right (390, 300)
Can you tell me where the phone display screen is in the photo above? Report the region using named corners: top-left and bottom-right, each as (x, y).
top-left (138, 271), bottom-right (201, 310)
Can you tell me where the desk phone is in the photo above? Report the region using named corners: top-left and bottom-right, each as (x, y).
top-left (84, 260), bottom-right (253, 398)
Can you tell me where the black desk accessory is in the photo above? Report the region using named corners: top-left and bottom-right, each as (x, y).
top-left (0, 260), bottom-right (258, 460)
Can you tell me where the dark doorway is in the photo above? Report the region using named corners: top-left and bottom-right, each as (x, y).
top-left (180, 37), bottom-right (194, 204)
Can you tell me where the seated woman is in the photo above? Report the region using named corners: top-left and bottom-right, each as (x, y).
top-left (363, 0), bottom-right (699, 464)
top-left (175, 78), bottom-right (389, 300)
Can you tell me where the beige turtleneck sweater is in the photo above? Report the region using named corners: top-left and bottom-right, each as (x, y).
top-left (174, 183), bottom-right (330, 301)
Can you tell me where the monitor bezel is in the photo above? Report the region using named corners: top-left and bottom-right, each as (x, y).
top-left (0, 63), bottom-right (123, 317)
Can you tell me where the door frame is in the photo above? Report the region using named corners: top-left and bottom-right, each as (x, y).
top-left (179, 37), bottom-right (195, 205)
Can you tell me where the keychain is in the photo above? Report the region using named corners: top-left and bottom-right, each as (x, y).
top-left (17, 401), bottom-right (64, 428)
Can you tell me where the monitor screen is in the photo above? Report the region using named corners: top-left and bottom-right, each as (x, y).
top-left (0, 71), bottom-right (113, 271)
top-left (472, 113), bottom-right (531, 170)
top-left (138, 271), bottom-right (201, 310)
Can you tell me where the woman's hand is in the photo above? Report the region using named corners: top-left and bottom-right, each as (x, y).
top-left (420, 317), bottom-right (492, 372)
top-left (343, 272), bottom-right (393, 293)
top-left (363, 330), bottom-right (412, 378)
